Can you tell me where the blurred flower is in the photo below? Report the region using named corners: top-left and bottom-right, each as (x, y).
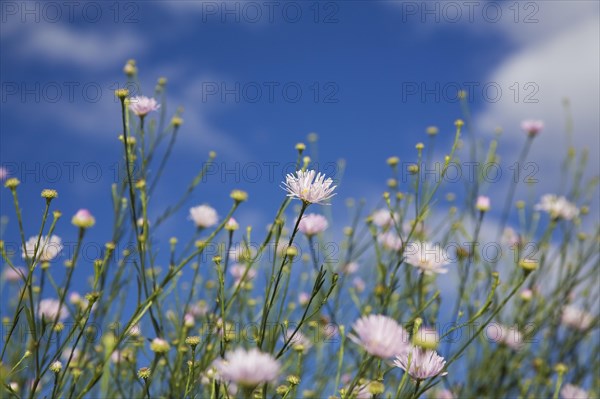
top-left (475, 196), bottom-right (490, 212)
top-left (49, 360), bottom-right (63, 373)
top-left (189, 205), bottom-right (218, 228)
top-left (129, 96), bottom-right (160, 116)
top-left (393, 346), bottom-right (447, 380)
top-left (229, 264), bottom-right (256, 286)
top-left (225, 217), bottom-right (239, 231)
top-left (213, 347), bottom-right (280, 387)
top-left (38, 298), bottom-right (68, 321)
top-left (371, 209), bottom-right (398, 228)
top-left (150, 338), bottom-right (170, 353)
top-left (298, 213), bottom-right (329, 236)
top-left (23, 235), bottom-right (62, 261)
top-left (189, 301), bottom-right (209, 317)
top-left (561, 306), bottom-right (594, 331)
top-left (298, 292), bottom-right (310, 306)
top-left (406, 242), bottom-right (449, 275)
top-left (184, 313), bottom-right (195, 327)
top-left (3, 266), bottom-right (26, 282)
top-left (282, 170), bottom-right (336, 205)
top-left (488, 324), bottom-right (524, 351)
top-left (283, 329), bottom-right (312, 352)
top-left (0, 166), bottom-right (7, 181)
top-left (521, 119), bottom-right (544, 136)
top-left (349, 314), bottom-right (409, 358)
top-left (71, 209), bottom-right (95, 229)
top-left (502, 227), bottom-right (520, 247)
top-left (535, 195), bottom-right (579, 220)
top-left (344, 262), bottom-right (359, 274)
top-left (433, 389), bottom-right (455, 399)
top-left (560, 383), bottom-right (588, 399)
top-left (413, 327), bottom-right (440, 350)
top-left (378, 231), bottom-right (402, 251)
top-left (352, 277), bottom-right (366, 293)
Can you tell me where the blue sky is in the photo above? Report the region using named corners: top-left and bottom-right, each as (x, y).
top-left (1, 1), bottom-right (599, 322)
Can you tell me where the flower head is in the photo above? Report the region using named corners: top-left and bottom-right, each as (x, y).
top-left (521, 120), bottom-right (544, 136)
top-left (225, 217), bottom-right (239, 231)
top-left (475, 196), bottom-right (490, 212)
top-left (393, 346), bottom-right (447, 380)
top-left (0, 166), bottom-right (8, 181)
top-left (371, 209), bottom-right (398, 228)
top-left (229, 264), bottom-right (256, 286)
top-left (561, 306), bottom-right (594, 331)
top-left (406, 242), bottom-right (449, 275)
top-left (213, 347), bottom-right (280, 387)
top-left (49, 360), bottom-right (63, 374)
top-left (137, 367), bottom-right (151, 379)
top-left (72, 209), bottom-right (95, 229)
top-left (38, 299), bottom-right (68, 321)
top-left (23, 235), bottom-right (62, 262)
top-left (128, 96), bottom-right (160, 116)
top-left (189, 205), bottom-right (218, 228)
top-left (282, 329), bottom-right (312, 353)
top-left (535, 194), bottom-right (579, 220)
top-left (150, 337), bottom-right (170, 353)
top-left (560, 383), bottom-right (588, 399)
top-left (3, 266), bottom-right (26, 283)
top-left (378, 231), bottom-right (402, 251)
top-left (349, 314), bottom-right (410, 358)
top-left (298, 213), bottom-right (329, 236)
top-left (282, 170), bottom-right (336, 205)
top-left (488, 324), bottom-right (524, 351)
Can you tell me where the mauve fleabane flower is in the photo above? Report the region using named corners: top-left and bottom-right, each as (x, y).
top-left (229, 264), bottom-right (256, 286)
top-left (521, 119), bottom-right (544, 136)
top-left (405, 241), bottom-right (449, 275)
top-left (378, 231), bottom-right (402, 251)
top-left (298, 213), bottom-right (329, 236)
top-left (371, 209), bottom-right (398, 228)
top-left (71, 209), bottom-right (95, 229)
top-left (560, 383), bottom-right (589, 399)
top-left (128, 96), bottom-right (160, 116)
top-left (225, 217), bottom-right (239, 231)
top-left (282, 169), bottom-right (336, 205)
top-left (282, 329), bottom-right (312, 352)
top-left (393, 346), bottom-right (447, 380)
top-left (23, 235), bottom-right (63, 262)
top-left (0, 166), bottom-right (8, 181)
top-left (213, 347), bottom-right (280, 387)
top-left (535, 194), bottom-right (579, 221)
top-left (488, 324), bottom-right (524, 351)
top-left (349, 314), bottom-right (410, 358)
top-left (3, 266), bottom-right (26, 283)
top-left (475, 195), bottom-right (490, 212)
top-left (561, 305), bottom-right (594, 331)
top-left (38, 298), bottom-right (68, 321)
top-left (189, 205), bottom-right (218, 228)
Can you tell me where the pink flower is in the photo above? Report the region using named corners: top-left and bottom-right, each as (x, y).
top-left (225, 217), bottom-right (239, 231)
top-left (0, 166), bottom-right (8, 181)
top-left (475, 196), bottom-right (490, 212)
top-left (128, 96), bottom-right (160, 117)
top-left (189, 205), bottom-right (218, 228)
top-left (487, 324), bottom-right (524, 351)
top-left (298, 213), bottom-right (329, 236)
top-left (38, 298), bottom-right (68, 321)
top-left (352, 277), bottom-right (365, 293)
top-left (371, 209), bottom-right (398, 228)
top-left (393, 346), bottom-right (447, 380)
top-left (213, 347), bottom-right (280, 387)
top-left (349, 314), bottom-right (410, 358)
top-left (405, 242), bottom-right (449, 275)
top-left (229, 264), bottom-right (256, 286)
top-left (282, 329), bottom-right (312, 352)
top-left (378, 231), bottom-right (402, 251)
top-left (561, 306), bottom-right (594, 331)
top-left (343, 262), bottom-right (359, 274)
top-left (521, 120), bottom-right (544, 136)
top-left (3, 266), bottom-right (26, 283)
top-left (560, 383), bottom-right (588, 399)
top-left (71, 209), bottom-right (95, 228)
top-left (298, 292), bottom-right (310, 306)
top-left (23, 235), bottom-right (62, 262)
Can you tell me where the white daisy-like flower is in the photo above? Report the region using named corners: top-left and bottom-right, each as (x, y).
top-left (213, 347), bottom-right (280, 387)
top-left (229, 264), bottom-right (257, 286)
top-left (38, 298), bottom-right (68, 321)
top-left (378, 231), bottom-right (402, 251)
top-left (393, 346), bottom-right (447, 380)
top-left (282, 329), bottom-right (313, 352)
top-left (22, 235), bottom-right (63, 262)
top-left (189, 205), bottom-right (218, 228)
top-left (535, 194), bottom-right (579, 220)
top-left (298, 213), bottom-right (329, 236)
top-left (561, 306), bottom-right (594, 331)
top-left (521, 119), bottom-right (544, 136)
top-left (371, 209), bottom-right (397, 228)
top-left (349, 314), bottom-right (410, 358)
top-left (128, 96), bottom-right (160, 116)
top-left (560, 383), bottom-right (588, 399)
top-left (502, 227), bottom-right (520, 247)
top-left (3, 266), bottom-right (26, 283)
top-left (405, 242), bottom-right (449, 275)
top-left (282, 170), bottom-right (336, 205)
top-left (488, 324), bottom-right (524, 351)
